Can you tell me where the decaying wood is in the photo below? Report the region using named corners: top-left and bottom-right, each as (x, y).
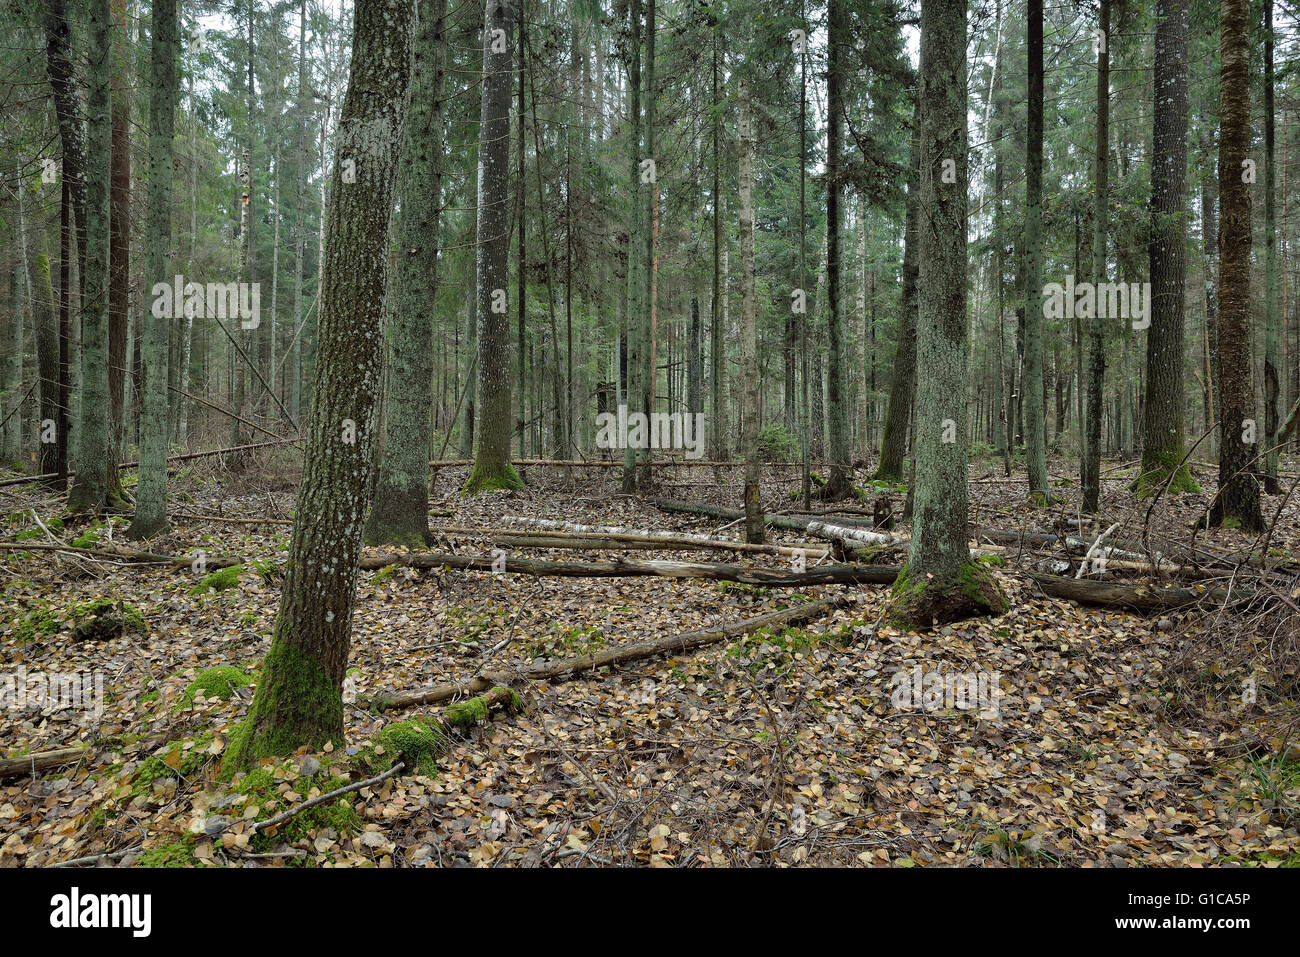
top-left (0, 744), bottom-right (91, 781)
top-left (370, 595), bottom-right (852, 712)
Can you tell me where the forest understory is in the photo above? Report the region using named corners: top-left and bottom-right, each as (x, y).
top-left (3, 451), bottom-right (1299, 868)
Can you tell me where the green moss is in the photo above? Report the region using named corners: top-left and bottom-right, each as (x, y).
top-left (249, 558), bottom-right (283, 585)
top-left (444, 697), bottom-right (489, 726)
top-left (131, 732), bottom-right (218, 795)
top-left (178, 666), bottom-right (253, 708)
top-left (888, 560), bottom-right (1007, 630)
top-left (134, 842), bottom-right (200, 868)
top-left (190, 564), bottom-right (244, 595)
top-left (15, 528), bottom-right (41, 541)
top-left (67, 597), bottom-right (146, 641)
top-left (1132, 452), bottom-right (1202, 497)
top-left (358, 718), bottom-right (446, 776)
top-left (220, 642), bottom-right (344, 777)
top-left (976, 554), bottom-right (1005, 567)
top-left (69, 525), bottom-right (105, 549)
top-left (461, 460), bottom-right (523, 495)
top-left (12, 602), bottom-right (60, 642)
top-left (1027, 490), bottom-right (1051, 507)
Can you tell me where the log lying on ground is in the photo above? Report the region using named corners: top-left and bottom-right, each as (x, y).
top-left (0, 744), bottom-right (91, 781)
top-left (1024, 573), bottom-right (1225, 610)
top-left (370, 595), bottom-right (852, 711)
top-left (649, 497), bottom-right (900, 548)
top-left (489, 516), bottom-right (827, 558)
top-left (360, 551), bottom-right (890, 586)
top-left (0, 541), bottom-right (242, 570)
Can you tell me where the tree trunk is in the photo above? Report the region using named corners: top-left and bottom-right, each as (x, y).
top-left (365, 0), bottom-right (449, 544)
top-left (890, 0), bottom-right (1004, 629)
top-left (1138, 0), bottom-right (1197, 496)
top-left (464, 0), bottom-right (521, 493)
top-left (1081, 0), bottom-right (1109, 515)
top-left (875, 106), bottom-right (919, 482)
top-left (127, 0), bottom-right (178, 540)
top-left (1209, 0), bottom-right (1265, 530)
top-left (1023, 0), bottom-right (1049, 501)
top-left (738, 77), bottom-right (762, 544)
top-left (66, 0), bottom-right (114, 514)
top-left (823, 0), bottom-right (851, 500)
top-left (1262, 0), bottom-right (1280, 493)
top-left (224, 0), bottom-right (414, 770)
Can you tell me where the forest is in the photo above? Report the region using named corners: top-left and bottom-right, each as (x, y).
top-left (0, 0), bottom-right (1297, 875)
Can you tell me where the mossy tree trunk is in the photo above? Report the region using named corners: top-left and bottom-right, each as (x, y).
top-left (1138, 0), bottom-right (1197, 497)
top-left (224, 0), bottom-right (414, 771)
top-left (889, 0), bottom-right (1005, 630)
top-left (1209, 0), bottom-right (1265, 530)
top-left (66, 0), bottom-right (114, 514)
top-left (464, 0), bottom-right (521, 495)
top-left (127, 0), bottom-right (178, 540)
top-left (365, 0), bottom-right (449, 545)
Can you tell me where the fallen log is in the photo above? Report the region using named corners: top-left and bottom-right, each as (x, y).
top-left (649, 497), bottom-right (900, 548)
top-left (360, 551), bottom-right (891, 586)
top-left (1024, 573), bottom-right (1225, 610)
top-left (0, 744), bottom-right (91, 782)
top-left (370, 595), bottom-right (852, 711)
top-left (491, 516), bottom-right (826, 557)
top-left (0, 541), bottom-right (242, 570)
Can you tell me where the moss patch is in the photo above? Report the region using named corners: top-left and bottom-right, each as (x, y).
top-left (67, 597), bottom-right (146, 641)
top-left (888, 561), bottom-right (1008, 631)
top-left (12, 602), bottom-right (60, 642)
top-left (190, 564), bottom-right (244, 595)
top-left (357, 718), bottom-right (446, 776)
top-left (134, 842), bottom-right (201, 868)
top-left (220, 642), bottom-right (344, 777)
top-left (178, 666), bottom-right (254, 708)
top-left (461, 460), bottom-right (524, 495)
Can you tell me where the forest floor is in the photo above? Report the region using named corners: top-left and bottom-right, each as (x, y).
top-left (2, 449), bottom-right (1299, 867)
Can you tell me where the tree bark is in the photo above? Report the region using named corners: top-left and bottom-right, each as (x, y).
top-left (1210, 0), bottom-right (1265, 531)
top-left (738, 77), bottom-right (762, 544)
top-left (128, 0), bottom-right (178, 540)
top-left (224, 0), bottom-right (414, 770)
top-left (365, 0), bottom-right (449, 544)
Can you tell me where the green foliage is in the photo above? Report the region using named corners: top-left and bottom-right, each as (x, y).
top-left (358, 718), bottom-right (446, 776)
top-left (758, 423), bottom-right (799, 462)
top-left (12, 602), bottom-right (60, 642)
top-left (178, 666), bottom-right (253, 708)
top-left (190, 564), bottom-right (244, 595)
top-left (66, 597), bottom-right (147, 641)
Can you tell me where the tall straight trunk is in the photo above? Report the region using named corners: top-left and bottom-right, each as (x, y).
top-left (225, 0), bottom-right (414, 769)
top-left (1262, 0), bottom-right (1280, 493)
top-left (67, 0), bottom-right (114, 512)
top-left (1139, 0), bottom-right (1197, 495)
top-left (108, 0), bottom-right (130, 499)
top-left (23, 177), bottom-right (58, 481)
top-left (1081, 0), bottom-right (1109, 514)
top-left (3, 187), bottom-right (27, 465)
top-left (738, 77), bottom-right (762, 544)
top-left (1210, 0), bottom-right (1265, 530)
top-left (290, 0), bottom-right (308, 425)
top-left (891, 0), bottom-right (1004, 629)
top-left (640, 0), bottom-right (656, 487)
top-left (465, 0), bottom-right (520, 493)
top-left (128, 0), bottom-right (177, 539)
top-left (823, 0), bottom-right (850, 498)
top-left (1023, 0), bottom-right (1049, 501)
top-left (875, 108), bottom-right (919, 482)
top-left (709, 24), bottom-right (726, 461)
top-left (45, 0), bottom-right (86, 482)
top-left (621, 0), bottom-right (643, 490)
top-left (516, 9), bottom-right (526, 457)
top-left (688, 293), bottom-right (702, 414)
top-left (365, 0), bottom-right (448, 543)
top-left (1199, 102), bottom-right (1220, 439)
top-left (858, 194), bottom-right (869, 458)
